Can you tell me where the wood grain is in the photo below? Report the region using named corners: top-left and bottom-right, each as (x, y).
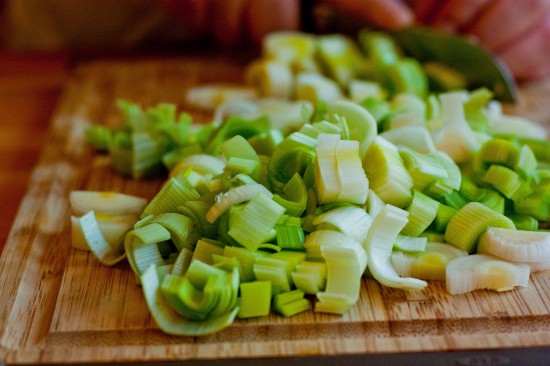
top-left (1, 57), bottom-right (550, 365)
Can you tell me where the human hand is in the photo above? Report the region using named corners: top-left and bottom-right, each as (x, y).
top-left (322, 0), bottom-right (550, 81)
top-left (416, 0), bottom-right (550, 80)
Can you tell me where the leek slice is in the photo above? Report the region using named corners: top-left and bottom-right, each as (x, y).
top-left (366, 189), bottom-right (385, 219)
top-left (393, 235), bottom-right (427, 253)
top-left (178, 201), bottom-right (218, 239)
top-left (291, 261), bottom-right (326, 294)
top-left (191, 239), bottom-right (225, 265)
top-left (141, 265), bottom-right (238, 336)
top-left (392, 242), bottom-right (467, 281)
top-left (237, 281), bottom-right (272, 318)
top-left (477, 227), bottom-right (550, 262)
top-left (161, 272), bottom-right (223, 320)
top-left (295, 72), bottom-right (343, 104)
top-left (317, 34), bottom-right (366, 87)
top-left (263, 31), bottom-right (318, 67)
top-left (431, 91), bottom-right (480, 163)
top-left (275, 215), bottom-right (305, 250)
top-left (365, 205), bottom-right (427, 290)
top-left (321, 235), bottom-right (368, 300)
top-left (446, 254), bottom-right (530, 295)
top-left (315, 133), bottom-right (341, 204)
top-left (267, 131), bottom-right (317, 192)
top-left (71, 213), bottom-right (135, 252)
top-left (401, 190), bottom-right (439, 237)
top-left (172, 247), bottom-right (193, 276)
top-left (74, 211), bottom-right (126, 266)
top-left (228, 193), bottom-right (285, 250)
top-left (219, 135), bottom-right (260, 162)
top-left (380, 126), bottom-right (436, 154)
top-left (362, 137), bottom-right (414, 208)
top-left (246, 59), bottom-right (293, 99)
top-left (273, 290), bottom-right (311, 317)
top-left (326, 99), bottom-right (377, 156)
top-left (400, 148), bottom-right (447, 192)
top-left (349, 79), bottom-right (385, 102)
top-left (184, 84), bottom-right (256, 111)
top-left (170, 154), bottom-right (226, 178)
top-left (313, 206), bottom-right (372, 245)
top-left (124, 223), bottom-right (171, 277)
top-left (70, 191), bottom-right (147, 217)
top-left (141, 177), bottom-right (200, 218)
top-left (425, 152), bottom-right (462, 198)
top-left (152, 213), bottom-right (196, 251)
top-left (444, 202), bottom-right (515, 253)
top-left (336, 139), bottom-right (370, 204)
top-left (206, 183), bottom-right (272, 224)
top-left (223, 245), bottom-right (268, 282)
top-left (272, 173), bottom-right (307, 217)
top-left (481, 165), bottom-right (532, 200)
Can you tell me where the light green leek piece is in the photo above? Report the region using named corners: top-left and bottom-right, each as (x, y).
top-left (326, 99), bottom-right (377, 157)
top-left (392, 241), bottom-right (467, 281)
top-left (363, 136), bottom-right (414, 208)
top-left (152, 213), bottom-right (196, 251)
top-left (75, 211), bottom-right (127, 266)
top-left (401, 190), bottom-right (440, 237)
top-left (444, 202), bottom-right (515, 253)
top-left (393, 234), bottom-right (427, 252)
top-left (365, 204), bottom-right (427, 290)
top-left (238, 281), bottom-right (272, 318)
top-left (206, 183), bottom-right (272, 224)
top-left (141, 265), bottom-right (239, 336)
top-left (141, 177), bottom-right (200, 218)
top-left (336, 139), bottom-right (370, 204)
top-left (70, 191), bottom-right (147, 217)
top-left (273, 290), bottom-right (311, 317)
top-left (228, 193), bottom-right (285, 250)
top-left (313, 206), bottom-right (372, 245)
top-left (273, 173), bottom-right (308, 217)
top-left (267, 131), bottom-right (317, 192)
top-left (315, 133), bottom-right (342, 203)
top-left (291, 261), bottom-right (327, 294)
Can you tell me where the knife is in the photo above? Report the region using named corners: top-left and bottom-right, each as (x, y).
top-left (391, 27), bottom-right (517, 103)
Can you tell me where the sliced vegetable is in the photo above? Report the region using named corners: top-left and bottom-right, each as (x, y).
top-left (70, 191), bottom-right (146, 217)
top-left (365, 204), bottom-right (427, 290)
top-left (477, 227), bottom-right (550, 263)
top-left (141, 265), bottom-right (239, 336)
top-left (446, 254), bottom-right (530, 295)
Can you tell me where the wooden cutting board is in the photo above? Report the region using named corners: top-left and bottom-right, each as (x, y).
top-left (2, 57), bottom-right (550, 365)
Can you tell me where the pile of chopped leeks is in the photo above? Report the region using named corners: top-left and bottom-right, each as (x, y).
top-left (75, 30), bottom-right (550, 336)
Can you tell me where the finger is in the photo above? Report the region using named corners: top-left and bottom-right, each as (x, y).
top-left (430, 0), bottom-right (492, 32)
top-left (246, 0), bottom-right (300, 45)
top-left (469, 0), bottom-right (550, 52)
top-left (323, 0), bottom-right (414, 29)
top-left (211, 0), bottom-right (248, 47)
top-left (498, 13), bottom-right (550, 80)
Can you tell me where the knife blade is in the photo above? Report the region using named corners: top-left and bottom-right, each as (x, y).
top-left (391, 27), bottom-right (517, 103)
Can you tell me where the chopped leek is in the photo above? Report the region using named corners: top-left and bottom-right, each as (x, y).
top-left (365, 205), bottom-right (427, 290)
top-left (237, 281), bottom-right (272, 318)
top-left (477, 227), bottom-right (550, 263)
top-left (141, 265), bottom-right (239, 336)
top-left (445, 202), bottom-right (515, 253)
top-left (70, 191), bottom-right (146, 217)
top-left (74, 211), bottom-right (126, 266)
top-left (446, 254), bottom-right (530, 295)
